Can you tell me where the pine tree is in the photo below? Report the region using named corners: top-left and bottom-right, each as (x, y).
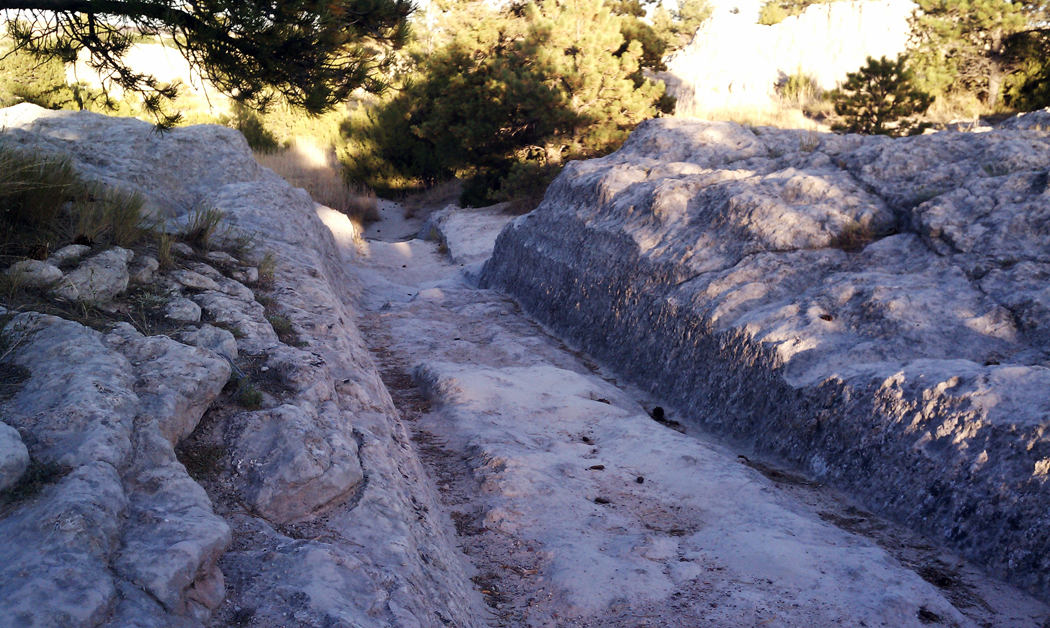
top-left (830, 55), bottom-right (933, 137)
top-left (344, 0), bottom-right (666, 205)
top-left (909, 0), bottom-right (1026, 108)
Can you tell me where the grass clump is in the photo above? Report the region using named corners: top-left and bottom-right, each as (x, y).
top-left (1, 458), bottom-right (72, 504)
top-left (181, 206), bottom-right (228, 251)
top-left (829, 221), bottom-right (875, 252)
top-left (0, 145), bottom-right (154, 262)
top-left (233, 376), bottom-right (263, 410)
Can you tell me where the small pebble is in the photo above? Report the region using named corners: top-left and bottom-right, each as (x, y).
top-left (636, 476), bottom-right (645, 484)
top-left (594, 497), bottom-right (610, 504)
top-left (588, 464), bottom-right (605, 471)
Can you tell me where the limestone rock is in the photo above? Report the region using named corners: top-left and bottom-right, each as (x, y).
top-left (52, 247), bottom-right (134, 303)
top-left (6, 259), bottom-right (62, 288)
top-left (1, 103), bottom-right (481, 628)
top-left (0, 420), bottom-right (29, 492)
top-left (130, 254), bottom-right (160, 284)
top-left (171, 242), bottom-right (195, 257)
top-left (228, 403), bottom-right (363, 523)
top-left (48, 244), bottom-right (91, 267)
top-left (165, 298), bottom-right (202, 323)
top-left (0, 313), bottom-right (230, 628)
top-left (178, 324), bottom-right (238, 362)
top-left (481, 118), bottom-right (1050, 597)
top-left (170, 269), bottom-right (221, 291)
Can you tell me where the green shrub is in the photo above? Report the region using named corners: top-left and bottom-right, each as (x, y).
top-left (829, 55), bottom-right (933, 137)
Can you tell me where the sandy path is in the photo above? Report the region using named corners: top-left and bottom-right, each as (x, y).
top-left (351, 201), bottom-right (1048, 628)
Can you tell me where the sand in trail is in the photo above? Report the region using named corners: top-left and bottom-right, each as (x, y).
top-left (348, 200), bottom-right (1048, 628)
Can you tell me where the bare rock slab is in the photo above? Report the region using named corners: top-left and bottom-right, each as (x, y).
top-left (481, 118), bottom-right (1050, 597)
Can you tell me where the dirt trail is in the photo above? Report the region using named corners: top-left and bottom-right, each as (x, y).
top-left (350, 200), bottom-right (1049, 628)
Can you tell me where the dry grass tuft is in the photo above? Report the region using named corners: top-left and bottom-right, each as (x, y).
top-left (255, 139), bottom-right (379, 224)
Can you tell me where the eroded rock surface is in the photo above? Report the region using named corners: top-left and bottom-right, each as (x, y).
top-left (0, 103), bottom-right (478, 628)
top-left (481, 118), bottom-right (1050, 596)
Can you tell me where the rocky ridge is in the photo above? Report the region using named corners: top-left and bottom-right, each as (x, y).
top-left (481, 118), bottom-right (1050, 597)
top-left (0, 104), bottom-right (478, 628)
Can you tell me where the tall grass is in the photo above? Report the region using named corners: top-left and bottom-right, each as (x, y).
top-left (254, 139), bottom-right (379, 224)
top-left (0, 144), bottom-right (153, 261)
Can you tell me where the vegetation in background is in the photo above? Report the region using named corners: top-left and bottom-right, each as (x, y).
top-left (908, 0), bottom-right (1026, 110)
top-left (829, 55), bottom-right (932, 136)
top-left (650, 0), bottom-right (713, 51)
top-left (3, 0), bottom-right (414, 128)
top-left (758, 0), bottom-right (832, 25)
top-left (342, 0), bottom-right (674, 208)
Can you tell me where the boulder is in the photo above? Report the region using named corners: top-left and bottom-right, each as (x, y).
top-left (165, 298), bottom-right (202, 323)
top-left (0, 421), bottom-right (29, 492)
top-left (178, 324), bottom-right (238, 362)
top-left (481, 118), bottom-right (1050, 597)
top-left (6, 259), bottom-right (62, 288)
top-left (170, 269), bottom-right (221, 292)
top-left (52, 247), bottom-right (134, 303)
top-left (227, 403), bottom-right (364, 523)
top-left (47, 244), bottom-right (91, 267)
top-left (130, 254), bottom-right (160, 284)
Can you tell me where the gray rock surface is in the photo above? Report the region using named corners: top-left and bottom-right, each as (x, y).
top-left (178, 324), bottom-right (238, 362)
top-left (129, 254), bottom-right (160, 284)
top-left (0, 104), bottom-right (479, 628)
top-left (52, 247), bottom-right (134, 303)
top-left (419, 204), bottom-right (515, 282)
top-left (0, 313), bottom-right (229, 628)
top-left (481, 118), bottom-right (1050, 597)
top-left (6, 259), bottom-right (62, 287)
top-left (165, 298), bottom-right (202, 323)
top-left (0, 420), bottom-right (29, 492)
top-left (48, 244), bottom-right (92, 267)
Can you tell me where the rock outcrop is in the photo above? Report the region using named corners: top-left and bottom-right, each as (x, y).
top-left (0, 104), bottom-right (478, 628)
top-left (481, 118), bottom-right (1050, 596)
top-left (662, 0), bottom-right (914, 111)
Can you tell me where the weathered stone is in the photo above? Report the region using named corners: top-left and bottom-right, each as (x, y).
top-left (170, 269), bottom-right (221, 291)
top-left (47, 244), bottom-right (91, 266)
top-left (130, 254), bottom-right (160, 284)
top-left (205, 251), bottom-right (238, 264)
top-left (177, 324), bottom-right (238, 362)
top-left (171, 242), bottom-right (195, 257)
top-left (228, 403), bottom-right (363, 523)
top-left (481, 117), bottom-right (1050, 597)
top-left (0, 420), bottom-right (29, 492)
top-left (165, 297), bottom-right (202, 323)
top-left (52, 247), bottom-right (134, 303)
top-left (6, 259), bottom-right (62, 288)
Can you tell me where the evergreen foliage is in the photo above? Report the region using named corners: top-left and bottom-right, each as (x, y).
top-left (651, 0), bottom-right (713, 50)
top-left (757, 0), bottom-right (831, 25)
top-left (1, 0), bottom-right (413, 127)
top-left (908, 0), bottom-right (1026, 108)
top-left (829, 55), bottom-right (933, 137)
top-left (343, 0), bottom-right (667, 207)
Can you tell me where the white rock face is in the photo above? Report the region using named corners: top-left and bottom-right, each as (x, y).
top-left (481, 117), bottom-right (1050, 597)
top-left (0, 421), bottom-right (29, 492)
top-left (662, 0), bottom-right (915, 111)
